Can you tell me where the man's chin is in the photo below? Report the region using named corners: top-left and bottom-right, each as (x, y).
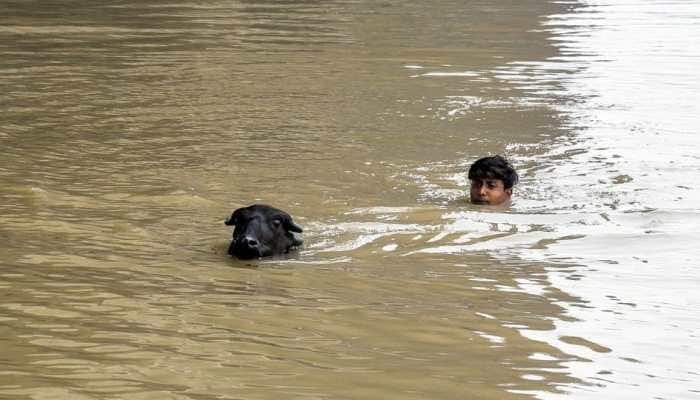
top-left (470, 198), bottom-right (489, 205)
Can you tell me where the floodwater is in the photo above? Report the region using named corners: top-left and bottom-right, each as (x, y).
top-left (1, 0), bottom-right (699, 399)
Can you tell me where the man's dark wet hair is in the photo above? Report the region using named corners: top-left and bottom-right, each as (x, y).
top-left (468, 155), bottom-right (519, 189)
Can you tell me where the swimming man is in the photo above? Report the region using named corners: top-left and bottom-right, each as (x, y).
top-left (468, 155), bottom-right (519, 205)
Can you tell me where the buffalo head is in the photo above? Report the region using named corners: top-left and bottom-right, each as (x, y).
top-left (225, 204), bottom-right (303, 259)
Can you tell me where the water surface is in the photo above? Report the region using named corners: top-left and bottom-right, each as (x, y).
top-left (1, 1), bottom-right (699, 399)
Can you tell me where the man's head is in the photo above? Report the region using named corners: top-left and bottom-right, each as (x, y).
top-left (468, 155), bottom-right (518, 205)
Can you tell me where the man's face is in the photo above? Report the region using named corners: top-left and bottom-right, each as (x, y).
top-left (470, 178), bottom-right (512, 205)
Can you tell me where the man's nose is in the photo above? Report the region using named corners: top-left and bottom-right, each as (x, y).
top-left (479, 184), bottom-right (488, 195)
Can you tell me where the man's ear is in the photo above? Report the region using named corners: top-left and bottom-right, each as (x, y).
top-left (505, 188), bottom-right (513, 197)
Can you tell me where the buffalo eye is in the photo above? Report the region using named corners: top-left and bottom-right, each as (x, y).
top-left (272, 219), bottom-right (282, 228)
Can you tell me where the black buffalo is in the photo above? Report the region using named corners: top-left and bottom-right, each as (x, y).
top-left (225, 204), bottom-right (303, 259)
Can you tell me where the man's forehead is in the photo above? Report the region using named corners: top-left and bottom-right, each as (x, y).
top-left (472, 177), bottom-right (503, 182)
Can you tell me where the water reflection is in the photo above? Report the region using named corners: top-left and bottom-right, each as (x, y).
top-left (399, 1), bottom-right (700, 398)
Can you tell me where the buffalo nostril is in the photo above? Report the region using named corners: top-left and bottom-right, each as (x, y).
top-left (243, 237), bottom-right (258, 247)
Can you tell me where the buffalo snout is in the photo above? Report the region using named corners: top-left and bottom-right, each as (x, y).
top-left (225, 204), bottom-right (303, 260)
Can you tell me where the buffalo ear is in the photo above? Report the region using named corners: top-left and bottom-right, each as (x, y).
top-left (225, 209), bottom-right (242, 226)
top-left (290, 231), bottom-right (304, 247)
top-left (283, 217), bottom-right (303, 233)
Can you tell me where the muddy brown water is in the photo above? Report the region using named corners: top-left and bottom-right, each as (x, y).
top-left (1, 1), bottom-right (699, 399)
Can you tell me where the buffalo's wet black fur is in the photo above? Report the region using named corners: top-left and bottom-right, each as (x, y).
top-left (225, 204), bottom-right (303, 260)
